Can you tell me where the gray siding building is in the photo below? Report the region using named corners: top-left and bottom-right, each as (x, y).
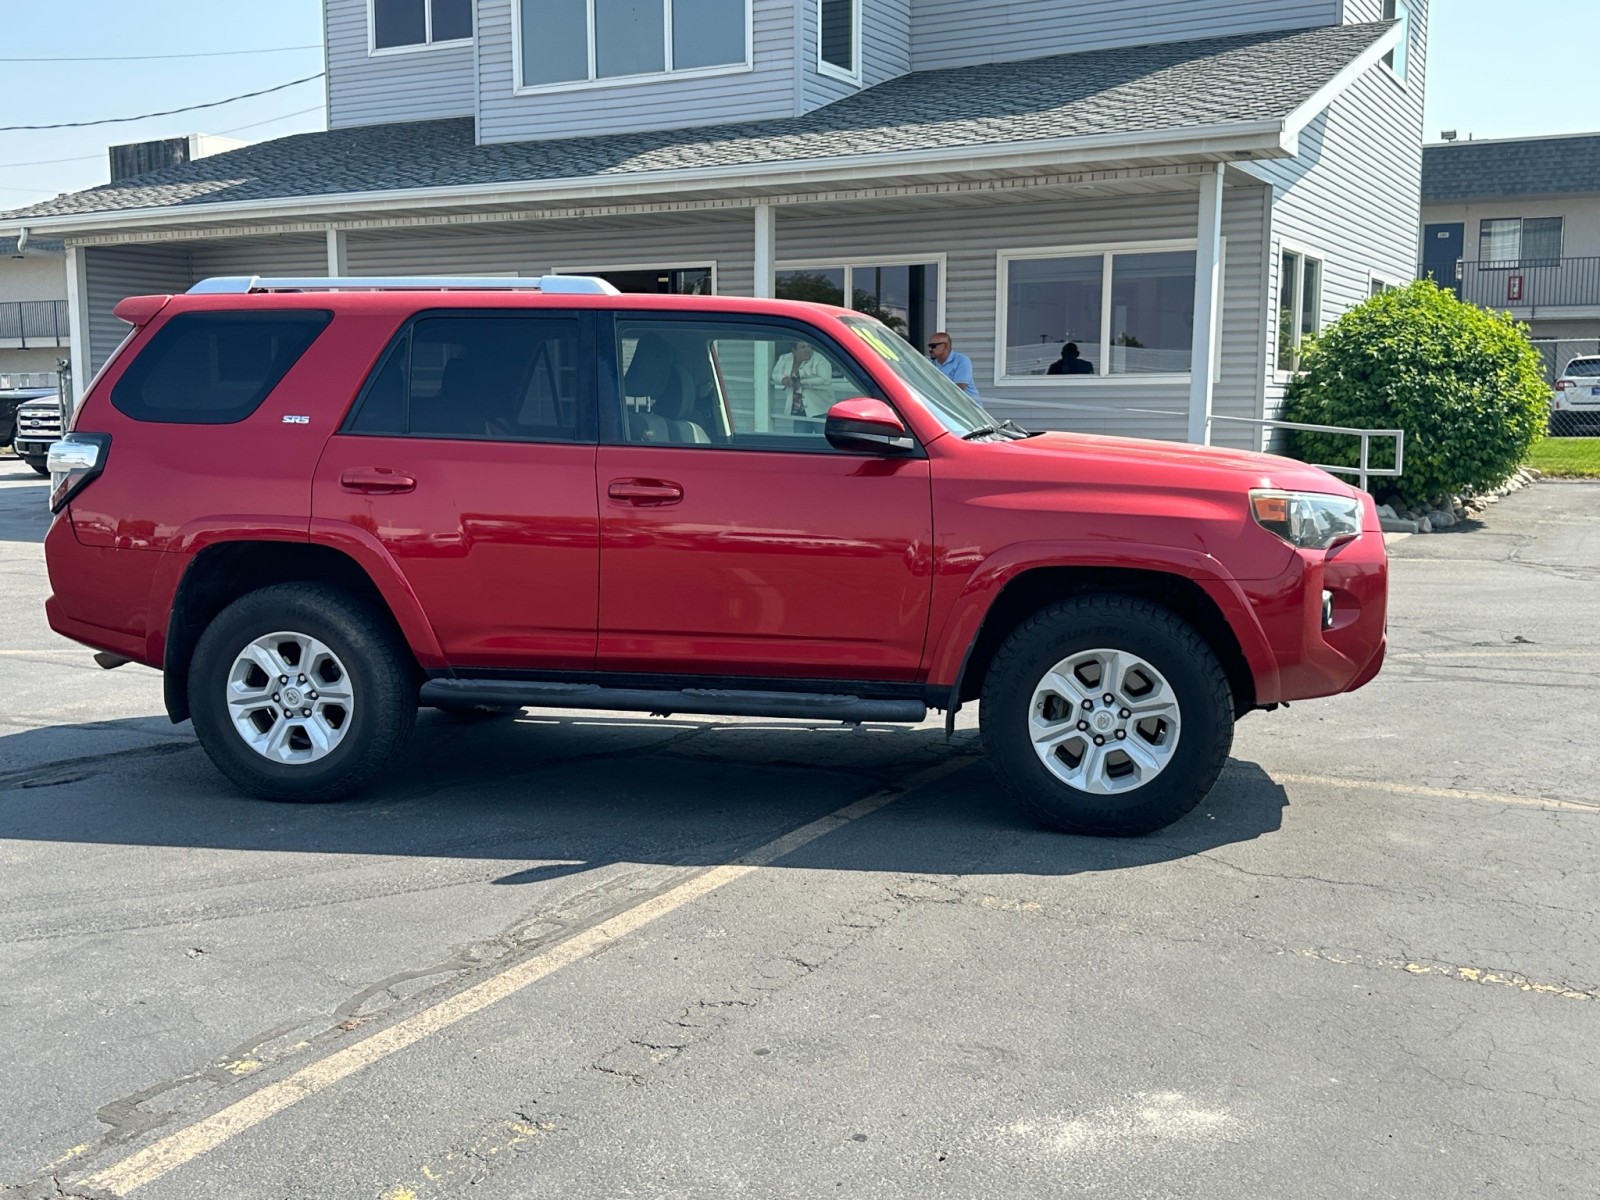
top-left (1, 0), bottom-right (1427, 449)
top-left (1420, 131), bottom-right (1600, 379)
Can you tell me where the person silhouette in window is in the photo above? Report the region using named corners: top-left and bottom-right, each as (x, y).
top-left (1047, 342), bottom-right (1095, 375)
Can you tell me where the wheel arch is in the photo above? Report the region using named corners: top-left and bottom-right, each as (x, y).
top-left (948, 565), bottom-right (1264, 720)
top-left (162, 541), bottom-right (424, 723)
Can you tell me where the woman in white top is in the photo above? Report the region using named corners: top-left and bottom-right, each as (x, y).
top-left (771, 340), bottom-right (835, 418)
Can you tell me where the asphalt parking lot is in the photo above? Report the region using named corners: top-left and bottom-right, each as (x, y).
top-left (1, 458), bottom-right (1596, 1200)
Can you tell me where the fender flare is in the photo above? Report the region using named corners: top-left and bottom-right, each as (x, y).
top-left (927, 539), bottom-right (1283, 711)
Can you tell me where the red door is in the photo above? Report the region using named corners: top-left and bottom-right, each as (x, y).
top-left (595, 316), bottom-right (934, 681)
top-left (312, 311), bottom-right (600, 670)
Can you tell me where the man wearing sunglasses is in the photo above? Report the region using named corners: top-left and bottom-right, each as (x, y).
top-left (927, 332), bottom-right (981, 405)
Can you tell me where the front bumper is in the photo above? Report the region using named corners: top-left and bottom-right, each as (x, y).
top-left (1243, 524), bottom-right (1389, 704)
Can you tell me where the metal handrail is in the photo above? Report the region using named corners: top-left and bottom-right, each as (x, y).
top-left (187, 275), bottom-right (622, 296)
top-left (1209, 415), bottom-right (1405, 494)
top-left (977, 395), bottom-right (1405, 493)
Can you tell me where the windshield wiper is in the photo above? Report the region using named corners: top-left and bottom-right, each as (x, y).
top-left (961, 424), bottom-right (1001, 441)
top-left (998, 419), bottom-right (1036, 439)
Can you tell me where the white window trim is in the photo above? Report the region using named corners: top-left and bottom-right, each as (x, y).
top-left (1368, 271), bottom-right (1394, 297)
top-left (775, 255), bottom-right (947, 332)
top-left (367, 0), bottom-right (473, 57)
top-left (1275, 242), bottom-right (1324, 380)
top-left (512, 0), bottom-right (754, 96)
top-left (815, 0), bottom-right (862, 85)
top-left (1379, 0), bottom-right (1409, 84)
top-left (551, 261), bottom-right (720, 294)
top-left (992, 238), bottom-right (1221, 388)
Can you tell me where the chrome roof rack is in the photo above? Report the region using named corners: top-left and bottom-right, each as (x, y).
top-left (186, 274), bottom-right (622, 296)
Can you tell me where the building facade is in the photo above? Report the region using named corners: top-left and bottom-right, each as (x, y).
top-left (1421, 132), bottom-right (1600, 381)
top-left (0, 237), bottom-right (68, 387)
top-left (1, 0), bottom-right (1427, 448)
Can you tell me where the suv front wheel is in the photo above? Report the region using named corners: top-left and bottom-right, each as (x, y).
top-left (980, 595), bottom-right (1233, 836)
top-left (189, 583), bottom-right (417, 802)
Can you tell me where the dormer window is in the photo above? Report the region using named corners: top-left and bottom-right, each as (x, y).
top-left (517, 0), bottom-right (751, 91)
top-left (372, 0), bottom-right (473, 52)
top-left (818, 0), bottom-right (859, 82)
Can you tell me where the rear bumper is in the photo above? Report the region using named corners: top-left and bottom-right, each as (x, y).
top-left (44, 514), bottom-right (164, 666)
top-left (1243, 524), bottom-right (1389, 705)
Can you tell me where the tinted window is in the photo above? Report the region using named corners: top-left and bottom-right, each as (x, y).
top-left (348, 314), bottom-right (583, 443)
top-left (615, 317), bottom-right (877, 453)
top-left (1565, 359), bottom-right (1600, 378)
top-left (112, 311), bottom-right (331, 425)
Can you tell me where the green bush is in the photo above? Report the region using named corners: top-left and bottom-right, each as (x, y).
top-left (1282, 279), bottom-right (1548, 506)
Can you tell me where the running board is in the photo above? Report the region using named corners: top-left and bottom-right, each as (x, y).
top-left (420, 679), bottom-right (927, 724)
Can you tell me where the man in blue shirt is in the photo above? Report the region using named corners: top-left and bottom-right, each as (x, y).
top-left (928, 331), bottom-right (981, 405)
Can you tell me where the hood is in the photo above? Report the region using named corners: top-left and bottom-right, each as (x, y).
top-left (1004, 430), bottom-right (1358, 496)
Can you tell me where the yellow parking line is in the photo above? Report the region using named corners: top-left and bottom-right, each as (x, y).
top-left (1273, 772), bottom-right (1599, 813)
top-left (78, 759), bottom-right (968, 1195)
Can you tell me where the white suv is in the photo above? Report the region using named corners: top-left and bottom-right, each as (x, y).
top-left (1552, 357), bottom-right (1600, 435)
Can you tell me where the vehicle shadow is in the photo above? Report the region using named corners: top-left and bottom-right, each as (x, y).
top-left (0, 711), bottom-right (1288, 879)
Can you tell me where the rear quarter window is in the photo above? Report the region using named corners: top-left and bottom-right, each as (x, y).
top-left (111, 310), bottom-right (332, 424)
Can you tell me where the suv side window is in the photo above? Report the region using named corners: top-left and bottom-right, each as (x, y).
top-left (613, 317), bottom-right (876, 452)
top-left (111, 310), bottom-right (332, 425)
top-left (349, 313), bottom-right (586, 442)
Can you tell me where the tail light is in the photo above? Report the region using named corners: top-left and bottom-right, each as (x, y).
top-left (47, 433), bottom-right (111, 513)
top-left (1555, 379), bottom-right (1574, 391)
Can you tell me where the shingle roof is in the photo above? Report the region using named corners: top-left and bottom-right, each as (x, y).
top-left (1423, 133), bottom-right (1600, 202)
top-left (3, 22), bottom-right (1391, 223)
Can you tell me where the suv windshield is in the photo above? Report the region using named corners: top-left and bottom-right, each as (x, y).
top-left (840, 316), bottom-right (992, 438)
top-left (1564, 358), bottom-right (1600, 379)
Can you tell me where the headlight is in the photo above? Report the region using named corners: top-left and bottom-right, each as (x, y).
top-left (1250, 489), bottom-right (1362, 550)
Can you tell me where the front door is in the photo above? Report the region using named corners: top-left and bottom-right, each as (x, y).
top-left (595, 314), bottom-right (934, 681)
top-left (312, 309), bottom-right (600, 670)
top-left (1423, 223), bottom-right (1465, 294)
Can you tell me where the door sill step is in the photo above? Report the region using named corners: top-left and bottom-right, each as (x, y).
top-left (420, 679), bottom-right (927, 724)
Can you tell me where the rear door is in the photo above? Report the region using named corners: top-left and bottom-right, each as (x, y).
top-left (312, 309), bottom-right (601, 670)
top-left (594, 313), bottom-right (935, 681)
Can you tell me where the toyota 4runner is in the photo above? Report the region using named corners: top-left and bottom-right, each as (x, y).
top-left (43, 275), bottom-right (1387, 835)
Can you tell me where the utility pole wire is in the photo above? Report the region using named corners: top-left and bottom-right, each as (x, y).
top-left (0, 45), bottom-right (322, 63)
top-left (0, 73), bottom-right (325, 131)
top-left (0, 105), bottom-right (327, 171)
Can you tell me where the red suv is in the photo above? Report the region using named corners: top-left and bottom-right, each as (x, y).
top-left (43, 276), bottom-right (1387, 835)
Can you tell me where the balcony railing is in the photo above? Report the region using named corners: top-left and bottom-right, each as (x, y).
top-left (1423, 258), bottom-right (1600, 311)
top-left (0, 300), bottom-right (70, 347)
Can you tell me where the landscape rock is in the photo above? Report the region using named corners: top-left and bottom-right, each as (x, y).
top-left (1417, 515), bottom-right (1434, 533)
top-left (1376, 504), bottom-right (1399, 520)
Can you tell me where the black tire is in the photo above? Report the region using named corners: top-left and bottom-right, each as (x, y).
top-left (979, 595), bottom-right (1233, 836)
top-left (24, 457), bottom-right (48, 476)
top-left (188, 583), bottom-right (418, 802)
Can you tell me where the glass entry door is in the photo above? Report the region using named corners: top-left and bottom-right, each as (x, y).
top-left (576, 266), bottom-right (715, 295)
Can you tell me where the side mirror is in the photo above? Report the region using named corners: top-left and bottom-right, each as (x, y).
top-left (824, 398), bottom-right (915, 454)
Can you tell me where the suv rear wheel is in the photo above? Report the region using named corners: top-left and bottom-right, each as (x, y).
top-left (189, 583), bottom-right (417, 802)
top-left (980, 595), bottom-right (1233, 836)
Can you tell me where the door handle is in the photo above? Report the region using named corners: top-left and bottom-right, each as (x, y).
top-left (340, 468), bottom-right (416, 494)
top-left (607, 478), bottom-right (684, 506)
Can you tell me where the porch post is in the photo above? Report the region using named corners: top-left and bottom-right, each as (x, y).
top-left (64, 244), bottom-right (90, 405)
top-left (325, 228), bottom-right (349, 277)
top-left (752, 203), bottom-right (775, 298)
top-left (1188, 163), bottom-right (1225, 445)
top-left (752, 204), bottom-right (775, 431)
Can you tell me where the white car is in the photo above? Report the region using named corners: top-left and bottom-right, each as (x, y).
top-left (1552, 356), bottom-right (1600, 435)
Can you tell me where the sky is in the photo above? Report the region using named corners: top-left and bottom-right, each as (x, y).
top-left (0, 0), bottom-right (1595, 210)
